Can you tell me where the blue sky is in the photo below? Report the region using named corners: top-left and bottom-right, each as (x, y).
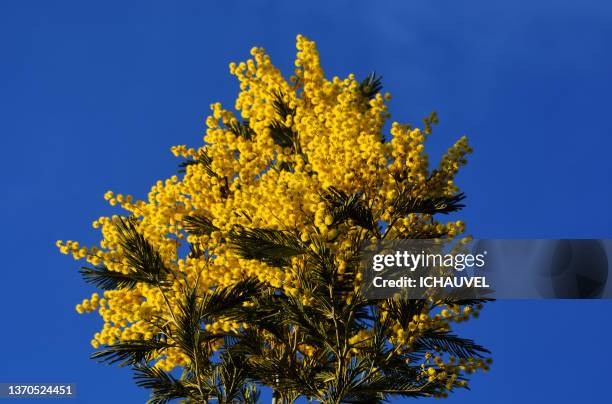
top-left (1, 1), bottom-right (611, 403)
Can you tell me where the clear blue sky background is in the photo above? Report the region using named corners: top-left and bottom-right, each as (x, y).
top-left (1, 1), bottom-right (611, 403)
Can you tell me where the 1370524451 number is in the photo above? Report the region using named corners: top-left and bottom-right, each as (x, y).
top-left (2, 384), bottom-right (75, 398)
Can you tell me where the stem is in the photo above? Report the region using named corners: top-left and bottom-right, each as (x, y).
top-left (272, 389), bottom-right (281, 404)
top-left (156, 285), bottom-right (179, 326)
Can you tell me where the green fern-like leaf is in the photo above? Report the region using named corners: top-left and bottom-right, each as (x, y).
top-left (322, 187), bottom-right (375, 231)
top-left (392, 191), bottom-right (466, 216)
top-left (227, 120), bottom-right (256, 140)
top-left (183, 214), bottom-right (218, 236)
top-left (133, 363), bottom-right (199, 404)
top-left (228, 227), bottom-right (305, 267)
top-left (91, 336), bottom-right (172, 367)
top-left (114, 217), bottom-right (171, 286)
top-left (359, 72), bottom-right (383, 100)
top-left (79, 266), bottom-right (143, 290)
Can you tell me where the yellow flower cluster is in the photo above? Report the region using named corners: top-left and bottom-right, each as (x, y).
top-left (58, 35), bottom-right (474, 373)
top-left (419, 353), bottom-right (492, 399)
top-left (348, 329), bottom-right (372, 354)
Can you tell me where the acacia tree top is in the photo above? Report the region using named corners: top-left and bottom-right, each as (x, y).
top-left (58, 35), bottom-right (489, 402)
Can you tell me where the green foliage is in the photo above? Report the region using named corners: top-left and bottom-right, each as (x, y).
top-left (359, 72), bottom-right (383, 100)
top-left (115, 217), bottom-right (171, 283)
top-left (227, 120), bottom-right (256, 140)
top-left (183, 214), bottom-right (219, 237)
top-left (79, 265), bottom-right (150, 290)
top-left (321, 187), bottom-right (375, 231)
top-left (413, 331), bottom-right (489, 360)
top-left (392, 191), bottom-right (466, 217)
top-left (268, 91), bottom-right (299, 152)
top-left (133, 364), bottom-right (199, 404)
top-left (228, 227), bottom-right (305, 267)
top-left (92, 336), bottom-right (173, 367)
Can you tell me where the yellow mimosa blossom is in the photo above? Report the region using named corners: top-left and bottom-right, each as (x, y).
top-left (58, 34), bottom-right (487, 395)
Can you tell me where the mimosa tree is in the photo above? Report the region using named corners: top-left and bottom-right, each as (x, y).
top-left (58, 35), bottom-right (490, 403)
